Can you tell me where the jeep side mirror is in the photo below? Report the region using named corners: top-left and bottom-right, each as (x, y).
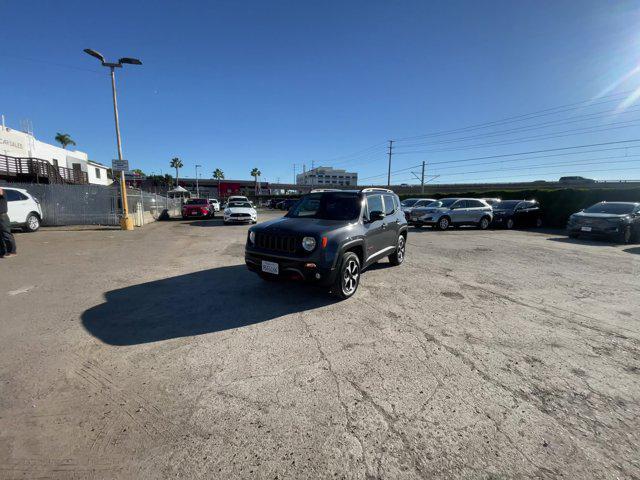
top-left (369, 211), bottom-right (386, 222)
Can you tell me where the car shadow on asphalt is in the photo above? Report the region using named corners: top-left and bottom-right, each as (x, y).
top-left (81, 265), bottom-right (337, 346)
top-left (186, 218), bottom-right (226, 227)
top-left (624, 246), bottom-right (640, 255)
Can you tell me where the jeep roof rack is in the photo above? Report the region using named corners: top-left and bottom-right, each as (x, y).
top-left (310, 188), bottom-right (343, 193)
top-left (360, 187), bottom-right (394, 193)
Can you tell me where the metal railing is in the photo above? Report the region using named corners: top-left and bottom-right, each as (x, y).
top-left (0, 154), bottom-right (88, 184)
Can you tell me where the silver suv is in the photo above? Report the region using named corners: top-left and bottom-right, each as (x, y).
top-left (410, 198), bottom-right (493, 230)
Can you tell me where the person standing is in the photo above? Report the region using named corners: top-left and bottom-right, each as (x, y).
top-left (0, 187), bottom-right (17, 258)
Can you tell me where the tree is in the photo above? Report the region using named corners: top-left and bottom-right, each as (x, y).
top-left (212, 168), bottom-right (225, 198)
top-left (55, 133), bottom-right (76, 149)
top-left (250, 167), bottom-right (261, 195)
top-left (170, 157), bottom-right (183, 186)
top-left (131, 168), bottom-right (145, 176)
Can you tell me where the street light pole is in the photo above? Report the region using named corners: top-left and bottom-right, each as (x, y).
top-left (195, 164), bottom-right (201, 197)
top-left (84, 48), bottom-right (142, 231)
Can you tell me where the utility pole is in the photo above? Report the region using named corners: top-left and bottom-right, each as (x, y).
top-left (421, 161), bottom-right (425, 194)
top-left (387, 140), bottom-right (394, 187)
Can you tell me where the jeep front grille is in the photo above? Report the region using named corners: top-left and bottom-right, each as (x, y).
top-left (255, 233), bottom-right (298, 254)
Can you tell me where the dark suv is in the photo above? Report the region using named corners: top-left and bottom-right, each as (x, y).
top-left (245, 188), bottom-right (408, 299)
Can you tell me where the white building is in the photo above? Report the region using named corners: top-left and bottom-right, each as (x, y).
top-left (296, 166), bottom-right (358, 187)
top-left (0, 121), bottom-right (111, 185)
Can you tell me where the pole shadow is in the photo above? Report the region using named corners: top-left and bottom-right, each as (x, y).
top-left (81, 265), bottom-right (337, 346)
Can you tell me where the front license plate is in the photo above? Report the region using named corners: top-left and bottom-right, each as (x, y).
top-left (581, 226), bottom-right (592, 232)
top-left (261, 260), bottom-right (279, 275)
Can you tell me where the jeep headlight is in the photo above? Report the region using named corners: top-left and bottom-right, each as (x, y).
top-left (302, 236), bottom-right (316, 252)
top-left (249, 231), bottom-right (255, 244)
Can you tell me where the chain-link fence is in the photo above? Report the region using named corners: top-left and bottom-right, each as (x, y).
top-left (0, 181), bottom-right (182, 226)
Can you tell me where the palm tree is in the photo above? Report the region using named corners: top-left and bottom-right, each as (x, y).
top-left (250, 167), bottom-right (261, 195)
top-left (170, 157), bottom-right (183, 186)
top-left (55, 133), bottom-right (76, 149)
top-left (212, 168), bottom-right (225, 197)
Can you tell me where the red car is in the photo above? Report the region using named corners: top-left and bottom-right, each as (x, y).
top-left (182, 198), bottom-right (214, 219)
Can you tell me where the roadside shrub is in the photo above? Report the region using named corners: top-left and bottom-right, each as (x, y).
top-left (400, 188), bottom-right (640, 227)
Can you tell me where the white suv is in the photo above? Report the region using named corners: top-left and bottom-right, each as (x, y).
top-left (4, 187), bottom-right (43, 232)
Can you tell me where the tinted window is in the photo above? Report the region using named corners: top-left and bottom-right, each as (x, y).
top-left (521, 201), bottom-right (538, 209)
top-left (287, 192), bottom-right (361, 220)
top-left (401, 199), bottom-right (418, 207)
top-left (452, 200), bottom-right (467, 209)
top-left (584, 203), bottom-right (635, 214)
top-left (493, 200), bottom-right (521, 210)
top-left (4, 190), bottom-right (26, 201)
top-left (383, 194), bottom-right (395, 215)
top-left (467, 200), bottom-right (485, 208)
top-left (366, 195), bottom-right (384, 216)
top-left (437, 199), bottom-right (458, 208)
top-left (186, 199), bottom-right (208, 205)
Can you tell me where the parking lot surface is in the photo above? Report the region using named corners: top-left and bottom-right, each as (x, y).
top-left (1, 211), bottom-right (639, 479)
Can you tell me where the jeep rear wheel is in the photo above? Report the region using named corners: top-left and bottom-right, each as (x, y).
top-left (389, 235), bottom-right (406, 266)
top-left (332, 252), bottom-right (360, 299)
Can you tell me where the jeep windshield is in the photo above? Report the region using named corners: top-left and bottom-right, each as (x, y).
top-left (583, 203), bottom-right (635, 214)
top-left (286, 192), bottom-right (361, 221)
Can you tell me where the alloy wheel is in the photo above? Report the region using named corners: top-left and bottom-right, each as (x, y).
top-left (342, 259), bottom-right (359, 295)
top-left (506, 218), bottom-right (514, 229)
top-left (397, 236), bottom-right (405, 263)
top-left (28, 215), bottom-right (39, 231)
top-left (439, 217), bottom-right (449, 230)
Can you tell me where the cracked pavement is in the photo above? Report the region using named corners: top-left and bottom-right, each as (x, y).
top-left (1, 212), bottom-right (639, 479)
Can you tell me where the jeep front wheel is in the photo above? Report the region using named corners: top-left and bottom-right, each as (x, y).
top-left (389, 235), bottom-right (406, 266)
top-left (332, 252), bottom-right (360, 299)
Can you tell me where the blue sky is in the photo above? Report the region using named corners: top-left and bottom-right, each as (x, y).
top-left (3, 0), bottom-right (640, 185)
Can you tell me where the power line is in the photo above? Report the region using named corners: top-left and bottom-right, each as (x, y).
top-left (358, 138), bottom-right (640, 181)
top-left (394, 105), bottom-right (640, 149)
top-left (393, 119), bottom-right (640, 156)
top-left (393, 90), bottom-right (635, 142)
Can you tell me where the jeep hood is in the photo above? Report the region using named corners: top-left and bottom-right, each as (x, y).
top-left (255, 217), bottom-right (357, 236)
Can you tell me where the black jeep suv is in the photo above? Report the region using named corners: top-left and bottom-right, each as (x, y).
top-left (245, 188), bottom-right (408, 299)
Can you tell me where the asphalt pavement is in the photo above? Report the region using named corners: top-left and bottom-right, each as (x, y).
top-left (1, 211), bottom-right (639, 479)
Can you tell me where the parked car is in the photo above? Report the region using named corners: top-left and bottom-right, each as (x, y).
top-left (224, 200), bottom-right (257, 224)
top-left (277, 198), bottom-right (298, 211)
top-left (3, 187), bottom-right (43, 232)
top-left (182, 198), bottom-right (214, 219)
top-left (245, 188), bottom-right (408, 299)
top-left (491, 200), bottom-right (543, 229)
top-left (567, 201), bottom-right (640, 244)
top-left (208, 198), bottom-right (220, 212)
top-left (401, 198), bottom-right (436, 218)
top-left (267, 198), bottom-right (284, 209)
top-left (409, 198), bottom-right (493, 230)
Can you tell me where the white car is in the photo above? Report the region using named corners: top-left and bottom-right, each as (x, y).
top-left (223, 200), bottom-right (257, 224)
top-left (4, 187), bottom-right (43, 232)
top-left (401, 198), bottom-right (436, 214)
top-left (208, 198), bottom-right (220, 212)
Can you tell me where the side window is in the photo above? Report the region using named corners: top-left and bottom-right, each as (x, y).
top-left (394, 195), bottom-right (401, 210)
top-left (366, 194), bottom-right (384, 217)
top-left (467, 200), bottom-right (482, 208)
top-left (383, 194), bottom-right (395, 215)
top-left (452, 200), bottom-right (467, 209)
top-left (5, 190), bottom-right (20, 202)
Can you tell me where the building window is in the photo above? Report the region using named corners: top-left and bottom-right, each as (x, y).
top-left (95, 168), bottom-right (101, 179)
